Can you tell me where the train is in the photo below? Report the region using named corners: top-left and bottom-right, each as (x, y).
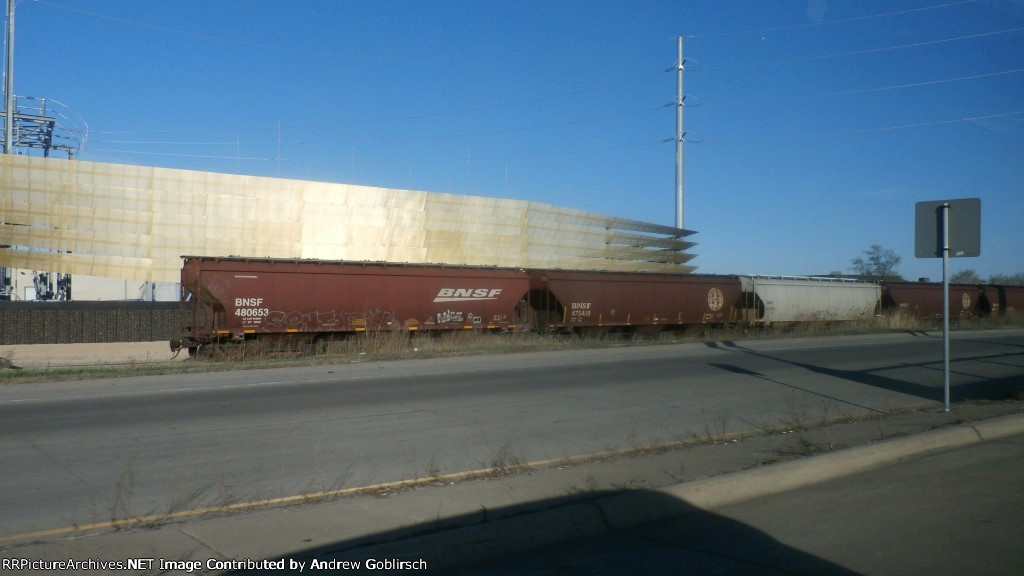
top-left (168, 256), bottom-right (1024, 354)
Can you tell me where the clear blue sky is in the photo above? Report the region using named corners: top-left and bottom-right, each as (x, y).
top-left (11, 0), bottom-right (1024, 280)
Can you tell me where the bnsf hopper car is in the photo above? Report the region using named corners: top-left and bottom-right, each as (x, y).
top-left (882, 282), bottom-right (993, 320)
top-left (171, 256), bottom-right (533, 352)
top-left (530, 271), bottom-right (741, 335)
top-left (994, 285), bottom-right (1024, 318)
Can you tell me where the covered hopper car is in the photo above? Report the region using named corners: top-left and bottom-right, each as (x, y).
top-left (881, 281), bottom-right (1024, 321)
top-left (736, 275), bottom-right (880, 323)
top-left (171, 257), bottom-right (533, 353)
top-left (529, 271), bottom-right (741, 335)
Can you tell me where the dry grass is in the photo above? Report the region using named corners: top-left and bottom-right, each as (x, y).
top-left (3, 315), bottom-right (1022, 385)
top-left (197, 329), bottom-right (605, 365)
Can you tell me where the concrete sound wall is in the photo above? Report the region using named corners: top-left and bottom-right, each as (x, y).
top-left (0, 156), bottom-right (696, 284)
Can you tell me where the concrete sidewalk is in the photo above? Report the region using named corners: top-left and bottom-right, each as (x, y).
top-left (1, 341), bottom-right (185, 369)
top-left (2, 402), bottom-right (1022, 575)
top-left (446, 427), bottom-right (1024, 576)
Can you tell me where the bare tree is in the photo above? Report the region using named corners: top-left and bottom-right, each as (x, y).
top-left (850, 245), bottom-right (902, 280)
top-left (951, 269), bottom-right (982, 284)
top-left (989, 273), bottom-right (1024, 286)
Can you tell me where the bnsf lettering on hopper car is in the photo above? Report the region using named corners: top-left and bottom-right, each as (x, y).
top-left (433, 288), bottom-right (503, 302)
top-left (235, 297), bottom-right (264, 307)
top-left (570, 302), bottom-right (592, 318)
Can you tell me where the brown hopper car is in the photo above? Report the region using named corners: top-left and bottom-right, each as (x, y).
top-left (530, 271), bottom-right (741, 335)
top-left (172, 257), bottom-right (533, 352)
top-left (883, 282), bottom-right (996, 320)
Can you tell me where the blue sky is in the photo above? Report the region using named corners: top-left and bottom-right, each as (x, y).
top-left (9, 0), bottom-right (1023, 280)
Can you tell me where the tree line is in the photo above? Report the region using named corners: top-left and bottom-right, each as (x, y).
top-left (850, 245), bottom-right (1023, 285)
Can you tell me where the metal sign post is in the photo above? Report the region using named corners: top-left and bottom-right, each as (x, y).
top-left (915, 198), bottom-right (981, 412)
top-left (941, 203), bottom-right (950, 411)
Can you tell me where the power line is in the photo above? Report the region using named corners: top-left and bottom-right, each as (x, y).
top-left (91, 70), bottom-right (667, 136)
top-left (91, 139), bottom-right (236, 146)
top-left (88, 148), bottom-right (271, 162)
top-left (355, 140), bottom-right (666, 164)
top-left (703, 67), bottom-right (1024, 108)
top-left (704, 26), bottom-right (1024, 70)
top-left (697, 109), bottom-right (1024, 144)
top-left (31, 0), bottom-right (381, 61)
top-left (825, 109), bottom-right (1024, 136)
top-left (289, 106), bottom-right (667, 146)
top-left (89, 139), bottom-right (665, 165)
top-left (684, 0), bottom-right (979, 39)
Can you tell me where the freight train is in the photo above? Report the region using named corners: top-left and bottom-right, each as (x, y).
top-left (169, 256), bottom-right (1024, 354)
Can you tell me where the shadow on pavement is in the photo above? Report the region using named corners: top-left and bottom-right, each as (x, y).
top-left (707, 338), bottom-right (1024, 403)
top-left (221, 489), bottom-right (862, 575)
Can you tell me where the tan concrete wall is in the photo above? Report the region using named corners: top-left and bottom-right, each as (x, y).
top-left (1, 155), bottom-right (696, 283)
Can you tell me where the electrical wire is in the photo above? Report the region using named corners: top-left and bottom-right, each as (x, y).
top-left (290, 106), bottom-right (666, 146)
top-left (684, 0), bottom-right (979, 39)
top-left (91, 70), bottom-right (667, 136)
top-left (696, 109), bottom-right (1024, 144)
top-left (31, 0), bottom-right (352, 57)
top-left (704, 67), bottom-right (1024, 108)
top-left (825, 109), bottom-right (1024, 136)
top-left (88, 139), bottom-right (665, 165)
top-left (703, 27), bottom-right (1024, 70)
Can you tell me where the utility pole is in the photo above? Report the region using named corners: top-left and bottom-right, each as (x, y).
top-left (675, 36), bottom-right (684, 230)
top-left (1, 0), bottom-right (12, 302)
top-left (4, 0), bottom-right (14, 154)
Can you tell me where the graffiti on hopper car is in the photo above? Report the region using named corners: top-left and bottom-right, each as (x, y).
top-left (262, 309), bottom-right (396, 332)
top-left (435, 310), bottom-right (465, 324)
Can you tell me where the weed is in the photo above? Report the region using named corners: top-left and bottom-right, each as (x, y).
top-left (626, 424), bottom-right (643, 452)
top-left (701, 408), bottom-right (732, 442)
top-left (164, 477), bottom-right (214, 520)
top-left (782, 394), bottom-right (815, 431)
top-left (566, 474), bottom-right (600, 496)
top-left (490, 439), bottom-right (529, 476)
top-left (412, 453), bottom-right (444, 485)
top-left (110, 459), bottom-right (139, 529)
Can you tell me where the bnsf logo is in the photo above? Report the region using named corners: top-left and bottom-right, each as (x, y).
top-left (433, 288), bottom-right (503, 303)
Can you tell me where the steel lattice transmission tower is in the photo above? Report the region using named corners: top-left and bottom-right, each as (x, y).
top-left (2, 0), bottom-right (86, 158)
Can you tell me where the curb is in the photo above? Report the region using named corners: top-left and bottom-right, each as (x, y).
top-left (325, 413), bottom-right (1024, 574)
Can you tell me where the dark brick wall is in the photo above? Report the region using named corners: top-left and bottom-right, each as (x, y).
top-left (0, 301), bottom-right (180, 344)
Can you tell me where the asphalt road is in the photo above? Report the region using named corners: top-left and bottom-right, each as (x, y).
top-left (2, 329), bottom-right (1022, 539)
